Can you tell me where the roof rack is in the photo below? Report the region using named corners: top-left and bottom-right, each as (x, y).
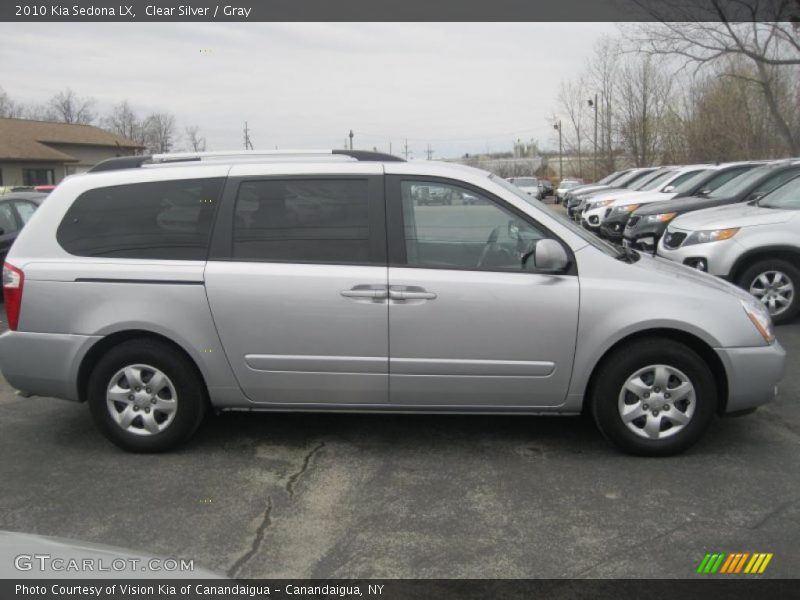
top-left (87, 149), bottom-right (404, 173)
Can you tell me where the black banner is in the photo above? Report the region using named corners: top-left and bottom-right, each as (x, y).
top-left (1, 0), bottom-right (798, 22)
top-left (3, 579), bottom-right (800, 600)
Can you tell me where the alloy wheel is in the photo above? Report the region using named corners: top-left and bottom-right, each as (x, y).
top-left (749, 270), bottom-right (794, 317)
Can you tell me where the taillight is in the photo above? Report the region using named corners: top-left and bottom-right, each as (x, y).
top-left (3, 263), bottom-right (24, 331)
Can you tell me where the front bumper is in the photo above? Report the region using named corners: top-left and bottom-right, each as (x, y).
top-left (599, 213), bottom-right (630, 241)
top-left (716, 341), bottom-right (786, 412)
top-left (623, 218), bottom-right (671, 252)
top-left (656, 235), bottom-right (742, 277)
top-left (0, 331), bottom-right (101, 401)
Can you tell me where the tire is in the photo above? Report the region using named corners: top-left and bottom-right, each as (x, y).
top-left (590, 338), bottom-right (717, 456)
top-left (737, 258), bottom-right (799, 325)
top-left (87, 339), bottom-right (207, 453)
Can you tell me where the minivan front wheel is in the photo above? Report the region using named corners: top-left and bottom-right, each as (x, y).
top-left (87, 339), bottom-right (206, 452)
top-left (591, 338), bottom-right (717, 456)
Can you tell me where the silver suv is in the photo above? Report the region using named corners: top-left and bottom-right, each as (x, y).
top-left (0, 150), bottom-right (786, 455)
top-left (658, 174), bottom-right (800, 324)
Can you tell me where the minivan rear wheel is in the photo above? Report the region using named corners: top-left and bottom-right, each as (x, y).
top-left (738, 259), bottom-right (799, 324)
top-left (590, 338), bottom-right (717, 456)
top-left (87, 339), bottom-right (206, 452)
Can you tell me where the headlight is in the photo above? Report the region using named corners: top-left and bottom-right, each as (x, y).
top-left (611, 204), bottom-right (640, 215)
top-left (742, 299), bottom-right (775, 344)
top-left (683, 228), bottom-right (739, 246)
top-left (642, 212), bottom-right (677, 223)
top-left (589, 198), bottom-right (616, 210)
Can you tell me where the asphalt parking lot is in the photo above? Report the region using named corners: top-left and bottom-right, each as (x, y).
top-left (1, 209), bottom-right (798, 579)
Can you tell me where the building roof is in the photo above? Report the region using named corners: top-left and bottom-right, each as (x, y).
top-left (0, 117), bottom-right (145, 162)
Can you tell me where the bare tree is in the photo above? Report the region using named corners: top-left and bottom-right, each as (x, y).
top-left (587, 36), bottom-right (621, 174)
top-left (625, 3), bottom-right (800, 153)
top-left (143, 112), bottom-right (176, 153)
top-left (615, 55), bottom-right (673, 166)
top-left (629, 0), bottom-right (800, 67)
top-left (48, 88), bottom-right (96, 124)
top-left (0, 86), bottom-right (23, 118)
top-left (104, 100), bottom-right (146, 145)
top-left (184, 125), bottom-right (207, 152)
top-left (556, 78), bottom-right (590, 178)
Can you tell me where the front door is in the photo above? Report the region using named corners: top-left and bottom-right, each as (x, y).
top-left (386, 177), bottom-right (579, 407)
top-left (205, 171), bottom-right (389, 405)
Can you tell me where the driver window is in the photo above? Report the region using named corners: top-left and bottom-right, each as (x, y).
top-left (400, 181), bottom-right (546, 271)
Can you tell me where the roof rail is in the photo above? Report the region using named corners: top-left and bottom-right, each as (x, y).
top-left (88, 155), bottom-right (153, 173)
top-left (87, 149), bottom-right (404, 174)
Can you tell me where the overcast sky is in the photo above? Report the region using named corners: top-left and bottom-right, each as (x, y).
top-left (0, 23), bottom-right (618, 158)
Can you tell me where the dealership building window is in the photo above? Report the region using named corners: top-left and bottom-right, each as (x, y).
top-left (22, 168), bottom-right (55, 186)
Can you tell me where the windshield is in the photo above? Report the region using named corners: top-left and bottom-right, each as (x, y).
top-left (757, 175), bottom-right (800, 210)
top-left (671, 169), bottom-right (713, 194)
top-left (597, 171), bottom-right (623, 185)
top-left (616, 169), bottom-right (654, 188)
top-left (491, 175), bottom-right (623, 259)
top-left (708, 165), bottom-right (772, 198)
top-left (632, 170), bottom-right (677, 191)
top-left (512, 178), bottom-right (538, 187)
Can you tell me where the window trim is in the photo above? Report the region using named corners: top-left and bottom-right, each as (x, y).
top-left (385, 175), bottom-right (577, 276)
top-left (207, 174), bottom-right (387, 266)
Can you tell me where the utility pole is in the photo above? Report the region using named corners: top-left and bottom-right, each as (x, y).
top-left (403, 139), bottom-right (409, 160)
top-left (389, 142), bottom-right (392, 155)
top-left (588, 94), bottom-right (598, 181)
top-left (348, 129), bottom-right (354, 150)
top-left (243, 122), bottom-right (254, 150)
top-left (553, 121), bottom-right (562, 180)
top-left (426, 143), bottom-right (434, 160)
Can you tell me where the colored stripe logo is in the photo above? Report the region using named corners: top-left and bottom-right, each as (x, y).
top-left (696, 552), bottom-right (773, 574)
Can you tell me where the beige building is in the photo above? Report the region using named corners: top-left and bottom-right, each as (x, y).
top-left (0, 118), bottom-right (144, 187)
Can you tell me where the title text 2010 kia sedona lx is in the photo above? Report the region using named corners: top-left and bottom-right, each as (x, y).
top-left (0, 151), bottom-right (786, 455)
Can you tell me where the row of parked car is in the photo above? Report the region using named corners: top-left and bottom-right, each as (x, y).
top-left (506, 176), bottom-right (574, 200)
top-left (561, 160), bottom-right (800, 323)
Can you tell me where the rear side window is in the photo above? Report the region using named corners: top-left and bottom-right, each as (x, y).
top-left (232, 179), bottom-right (371, 264)
top-left (0, 204), bottom-right (19, 235)
top-left (57, 178), bottom-right (224, 259)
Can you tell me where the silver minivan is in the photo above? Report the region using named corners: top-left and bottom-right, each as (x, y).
top-left (0, 151), bottom-right (786, 455)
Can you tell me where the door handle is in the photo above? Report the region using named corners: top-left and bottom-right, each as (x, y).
top-left (341, 286), bottom-right (388, 299)
top-left (389, 287), bottom-right (437, 301)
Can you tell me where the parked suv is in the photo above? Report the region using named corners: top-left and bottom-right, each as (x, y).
top-left (0, 150), bottom-right (785, 455)
top-left (626, 161), bottom-right (796, 252)
top-left (658, 174), bottom-right (800, 323)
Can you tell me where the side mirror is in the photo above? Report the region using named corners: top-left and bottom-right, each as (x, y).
top-left (747, 191), bottom-right (765, 202)
top-left (698, 188), bottom-right (711, 197)
top-left (662, 185), bottom-right (675, 193)
top-left (525, 239), bottom-right (570, 273)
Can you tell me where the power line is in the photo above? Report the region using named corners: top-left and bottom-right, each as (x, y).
top-left (354, 127), bottom-right (543, 144)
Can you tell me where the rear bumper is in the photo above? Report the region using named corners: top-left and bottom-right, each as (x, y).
top-left (716, 341), bottom-right (786, 412)
top-left (0, 331), bottom-right (101, 401)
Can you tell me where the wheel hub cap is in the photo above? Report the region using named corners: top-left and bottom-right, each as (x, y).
top-left (618, 364), bottom-right (696, 440)
top-left (106, 364), bottom-right (178, 436)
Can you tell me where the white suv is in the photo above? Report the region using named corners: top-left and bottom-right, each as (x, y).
top-left (658, 174), bottom-right (800, 323)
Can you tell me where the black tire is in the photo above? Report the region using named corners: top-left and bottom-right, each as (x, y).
top-left (737, 258), bottom-right (800, 325)
top-left (590, 338), bottom-right (717, 456)
top-left (87, 338), bottom-right (207, 453)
